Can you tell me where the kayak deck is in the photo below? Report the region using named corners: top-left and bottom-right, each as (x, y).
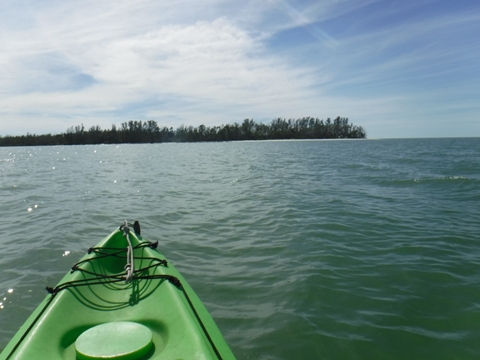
top-left (1, 224), bottom-right (235, 359)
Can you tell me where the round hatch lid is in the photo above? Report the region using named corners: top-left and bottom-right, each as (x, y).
top-left (75, 321), bottom-right (153, 360)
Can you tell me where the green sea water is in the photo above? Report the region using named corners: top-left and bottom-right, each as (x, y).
top-left (0, 138), bottom-right (479, 359)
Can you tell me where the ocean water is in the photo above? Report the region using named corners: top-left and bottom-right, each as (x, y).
top-left (0, 138), bottom-right (479, 359)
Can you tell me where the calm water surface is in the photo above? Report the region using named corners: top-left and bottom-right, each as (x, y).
top-left (0, 138), bottom-right (479, 359)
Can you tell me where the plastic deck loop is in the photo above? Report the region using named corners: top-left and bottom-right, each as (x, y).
top-left (75, 321), bottom-right (153, 360)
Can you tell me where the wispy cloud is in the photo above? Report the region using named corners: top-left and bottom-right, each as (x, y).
top-left (0, 0), bottom-right (479, 137)
top-left (0, 1), bottom-right (322, 132)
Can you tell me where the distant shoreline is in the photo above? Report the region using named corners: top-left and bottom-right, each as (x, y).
top-left (0, 117), bottom-right (367, 147)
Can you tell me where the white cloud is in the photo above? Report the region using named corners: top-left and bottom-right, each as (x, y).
top-left (0, 0), bottom-right (479, 137)
top-left (0, 3), bottom-right (324, 133)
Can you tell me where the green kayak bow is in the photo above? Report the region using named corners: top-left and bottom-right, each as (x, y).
top-left (0, 221), bottom-right (236, 360)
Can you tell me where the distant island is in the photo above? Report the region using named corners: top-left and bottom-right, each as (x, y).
top-left (0, 117), bottom-right (366, 146)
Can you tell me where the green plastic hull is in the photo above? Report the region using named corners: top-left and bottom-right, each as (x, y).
top-left (0, 228), bottom-right (235, 360)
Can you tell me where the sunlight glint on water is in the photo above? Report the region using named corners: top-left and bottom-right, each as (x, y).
top-left (0, 138), bottom-right (479, 359)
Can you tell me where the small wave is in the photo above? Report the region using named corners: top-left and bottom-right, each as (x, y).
top-left (413, 176), bottom-right (471, 183)
top-left (377, 176), bottom-right (479, 189)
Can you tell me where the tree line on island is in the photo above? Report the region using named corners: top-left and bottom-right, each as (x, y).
top-left (0, 116), bottom-right (366, 146)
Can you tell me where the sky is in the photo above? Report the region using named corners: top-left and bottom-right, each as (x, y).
top-left (0, 0), bottom-right (479, 138)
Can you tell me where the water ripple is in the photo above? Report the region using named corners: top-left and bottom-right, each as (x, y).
top-left (1, 139), bottom-right (480, 359)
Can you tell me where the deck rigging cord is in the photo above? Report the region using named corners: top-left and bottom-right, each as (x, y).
top-left (46, 223), bottom-right (172, 295)
top-left (123, 220), bottom-right (135, 283)
top-left (41, 221), bottom-right (224, 360)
